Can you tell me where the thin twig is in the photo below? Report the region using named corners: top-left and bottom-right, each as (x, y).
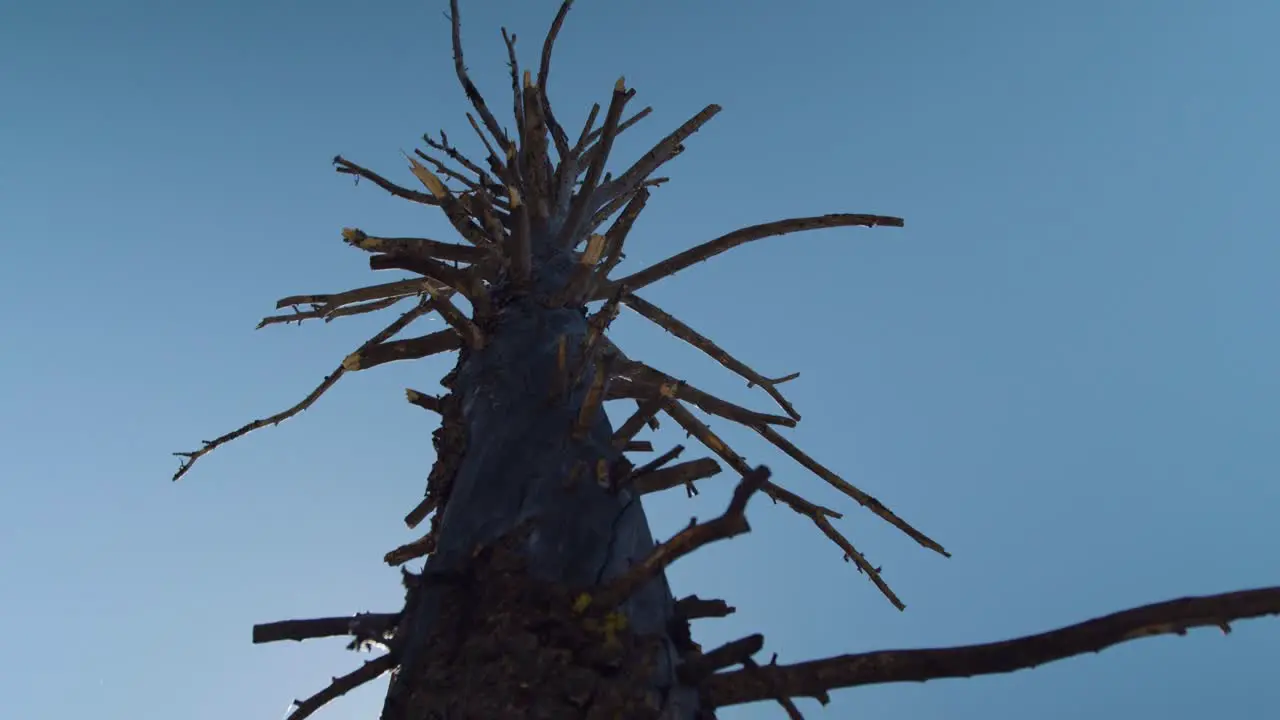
top-left (172, 298), bottom-right (434, 481)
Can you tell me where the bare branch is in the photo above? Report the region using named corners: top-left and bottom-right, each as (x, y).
top-left (599, 213), bottom-right (905, 299)
top-left (404, 388), bottom-right (442, 414)
top-left (537, 0), bottom-right (574, 162)
top-left (405, 156), bottom-right (493, 247)
top-left (594, 104), bottom-right (718, 209)
top-left (385, 532), bottom-right (435, 566)
top-left (465, 112), bottom-right (506, 180)
top-left (368, 254), bottom-right (473, 294)
top-left (551, 232), bottom-right (606, 306)
top-left (342, 329), bottom-right (462, 372)
top-left (449, 0), bottom-right (510, 154)
top-left (586, 177), bottom-right (664, 236)
top-left (172, 298), bottom-right (434, 481)
top-left (612, 391), bottom-right (670, 450)
top-left (275, 279), bottom-right (431, 312)
top-left (285, 654), bottom-right (396, 720)
top-left (582, 106), bottom-right (652, 151)
top-left (404, 494), bottom-right (438, 530)
top-left (571, 102), bottom-right (601, 158)
top-left (424, 282), bottom-right (485, 350)
top-left (333, 155), bottom-right (439, 206)
top-left (740, 656), bottom-right (807, 720)
top-left (585, 187), bottom-right (650, 299)
top-left (252, 613), bottom-right (397, 645)
top-left (423, 131), bottom-right (492, 186)
top-left (559, 78), bottom-right (632, 246)
top-left (624, 292), bottom-right (800, 420)
top-left (633, 458), bottom-right (722, 496)
top-left (628, 444), bottom-right (684, 479)
top-left (756, 425), bottom-right (947, 557)
top-left (413, 147), bottom-right (480, 192)
top-left (610, 357), bottom-right (795, 428)
top-left (675, 595), bottom-right (735, 620)
top-left (572, 352), bottom-right (614, 439)
top-left (704, 587), bottom-right (1280, 709)
top-left (257, 295), bottom-right (406, 329)
top-left (623, 440), bottom-right (652, 452)
top-left (652, 396), bottom-right (902, 603)
top-left (681, 634), bottom-right (764, 684)
top-left (341, 227), bottom-right (487, 264)
top-left (501, 29), bottom-right (525, 154)
top-left (593, 466), bottom-right (770, 608)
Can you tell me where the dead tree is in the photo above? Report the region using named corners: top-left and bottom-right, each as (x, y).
top-left (173, 2), bottom-right (1279, 718)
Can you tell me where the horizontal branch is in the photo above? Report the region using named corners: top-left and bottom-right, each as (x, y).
top-left (252, 613), bottom-right (397, 645)
top-left (704, 586), bottom-right (1280, 709)
top-left (600, 213), bottom-right (905, 298)
top-left (404, 388), bottom-right (442, 414)
top-left (342, 227), bottom-right (487, 263)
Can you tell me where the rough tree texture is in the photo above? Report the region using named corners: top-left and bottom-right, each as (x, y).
top-left (176, 2), bottom-right (1279, 719)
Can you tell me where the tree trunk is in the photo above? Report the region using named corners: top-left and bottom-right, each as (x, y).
top-left (380, 253), bottom-right (698, 719)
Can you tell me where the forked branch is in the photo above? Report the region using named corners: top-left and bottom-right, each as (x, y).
top-left (593, 466), bottom-right (769, 608)
top-left (703, 587), bottom-right (1280, 709)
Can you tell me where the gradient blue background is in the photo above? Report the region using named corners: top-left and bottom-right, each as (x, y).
top-left (3, 1), bottom-right (1277, 718)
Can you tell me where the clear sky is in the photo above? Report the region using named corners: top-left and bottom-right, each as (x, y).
top-left (2, 1), bottom-right (1277, 718)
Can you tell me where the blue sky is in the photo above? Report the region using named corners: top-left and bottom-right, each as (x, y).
top-left (2, 0), bottom-right (1277, 718)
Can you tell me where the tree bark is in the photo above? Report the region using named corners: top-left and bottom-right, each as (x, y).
top-left (380, 251), bottom-right (698, 719)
